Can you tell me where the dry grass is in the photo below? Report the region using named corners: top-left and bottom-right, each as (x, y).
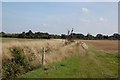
top-left (2, 39), bottom-right (118, 67)
top-left (2, 39), bottom-right (85, 67)
top-left (2, 38), bottom-right (118, 78)
top-left (45, 41), bottom-right (85, 64)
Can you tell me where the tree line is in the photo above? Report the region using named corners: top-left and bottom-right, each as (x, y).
top-left (0, 30), bottom-right (120, 40)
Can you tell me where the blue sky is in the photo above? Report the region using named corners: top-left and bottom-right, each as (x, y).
top-left (1, 0), bottom-right (119, 2)
top-left (2, 2), bottom-right (118, 35)
top-left (0, 2), bottom-right (1, 32)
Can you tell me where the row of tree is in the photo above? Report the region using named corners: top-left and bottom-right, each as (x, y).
top-left (0, 30), bottom-right (120, 40)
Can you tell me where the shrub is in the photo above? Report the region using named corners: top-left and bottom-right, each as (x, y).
top-left (2, 47), bottom-right (30, 80)
top-left (10, 47), bottom-right (29, 67)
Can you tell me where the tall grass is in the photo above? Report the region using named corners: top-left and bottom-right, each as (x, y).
top-left (20, 45), bottom-right (118, 78)
top-left (2, 38), bottom-right (119, 78)
top-left (2, 39), bottom-right (85, 79)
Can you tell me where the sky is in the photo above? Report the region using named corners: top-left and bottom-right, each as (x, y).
top-left (2, 2), bottom-right (118, 35)
top-left (1, 0), bottom-right (119, 2)
top-left (0, 2), bottom-right (1, 32)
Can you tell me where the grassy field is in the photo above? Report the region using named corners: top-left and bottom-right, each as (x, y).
top-left (2, 38), bottom-right (119, 78)
top-left (19, 42), bottom-right (118, 78)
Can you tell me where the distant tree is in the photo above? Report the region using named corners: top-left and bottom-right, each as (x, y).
top-left (26, 30), bottom-right (34, 38)
top-left (34, 32), bottom-right (41, 38)
top-left (85, 33), bottom-right (94, 40)
top-left (72, 33), bottom-right (85, 39)
top-left (61, 34), bottom-right (66, 39)
top-left (113, 33), bottom-right (120, 40)
top-left (96, 34), bottom-right (104, 40)
top-left (0, 32), bottom-right (5, 37)
top-left (42, 32), bottom-right (50, 39)
top-left (1, 32), bottom-right (5, 34)
top-left (18, 32), bottom-right (26, 38)
top-left (109, 33), bottom-right (120, 40)
top-left (2, 30), bottom-right (120, 40)
top-left (103, 35), bottom-right (109, 40)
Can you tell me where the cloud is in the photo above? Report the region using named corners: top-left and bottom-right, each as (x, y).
top-left (42, 23), bottom-right (47, 27)
top-left (81, 8), bottom-right (90, 14)
top-left (99, 17), bottom-right (108, 22)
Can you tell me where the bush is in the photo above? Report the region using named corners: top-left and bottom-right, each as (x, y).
top-left (2, 47), bottom-right (30, 80)
top-left (10, 47), bottom-right (28, 67)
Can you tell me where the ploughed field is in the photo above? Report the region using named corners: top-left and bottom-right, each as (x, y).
top-left (2, 38), bottom-right (119, 78)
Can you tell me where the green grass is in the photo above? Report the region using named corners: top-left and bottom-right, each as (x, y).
top-left (19, 47), bottom-right (118, 78)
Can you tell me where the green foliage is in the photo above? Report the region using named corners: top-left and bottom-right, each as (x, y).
top-left (18, 30), bottom-right (51, 39)
top-left (85, 33), bottom-right (94, 40)
top-left (61, 34), bottom-right (66, 39)
top-left (1, 31), bottom-right (120, 40)
top-left (109, 33), bottom-right (120, 40)
top-left (96, 34), bottom-right (104, 40)
top-left (10, 48), bottom-right (28, 66)
top-left (2, 47), bottom-right (30, 80)
top-left (2, 60), bottom-right (24, 80)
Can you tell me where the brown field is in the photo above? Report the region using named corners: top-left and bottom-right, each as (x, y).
top-left (80, 40), bottom-right (119, 53)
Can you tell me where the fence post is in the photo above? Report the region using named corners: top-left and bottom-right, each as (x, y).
top-left (42, 47), bottom-right (45, 65)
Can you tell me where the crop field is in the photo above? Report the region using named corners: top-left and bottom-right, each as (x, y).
top-left (80, 40), bottom-right (119, 53)
top-left (1, 38), bottom-right (119, 79)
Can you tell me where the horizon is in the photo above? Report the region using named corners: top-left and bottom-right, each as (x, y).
top-left (2, 2), bottom-right (118, 35)
top-left (1, 29), bottom-right (119, 36)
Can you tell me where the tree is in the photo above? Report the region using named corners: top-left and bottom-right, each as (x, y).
top-left (0, 32), bottom-right (5, 37)
top-left (18, 32), bottom-right (26, 38)
top-left (86, 33), bottom-right (94, 40)
top-left (109, 33), bottom-right (120, 40)
top-left (113, 33), bottom-right (120, 40)
top-left (61, 34), bottom-right (66, 39)
top-left (103, 35), bottom-right (109, 40)
top-left (26, 30), bottom-right (34, 38)
top-left (96, 34), bottom-right (104, 40)
top-left (72, 33), bottom-right (85, 39)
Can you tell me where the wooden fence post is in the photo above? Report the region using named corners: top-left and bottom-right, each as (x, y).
top-left (42, 47), bottom-right (45, 65)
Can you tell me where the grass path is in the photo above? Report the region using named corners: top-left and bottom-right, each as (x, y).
top-left (19, 45), bottom-right (118, 78)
